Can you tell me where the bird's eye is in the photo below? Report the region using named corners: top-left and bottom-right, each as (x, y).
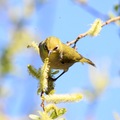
top-left (44, 44), bottom-right (48, 50)
top-left (53, 45), bottom-right (58, 51)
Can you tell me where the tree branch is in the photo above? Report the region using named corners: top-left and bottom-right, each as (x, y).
top-left (41, 91), bottom-right (45, 111)
top-left (66, 16), bottom-right (120, 47)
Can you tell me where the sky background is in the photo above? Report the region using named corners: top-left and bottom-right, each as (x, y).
top-left (0, 0), bottom-right (120, 120)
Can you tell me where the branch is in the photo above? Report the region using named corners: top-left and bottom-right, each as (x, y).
top-left (102, 16), bottom-right (120, 27)
top-left (41, 91), bottom-right (45, 111)
top-left (66, 16), bottom-right (120, 47)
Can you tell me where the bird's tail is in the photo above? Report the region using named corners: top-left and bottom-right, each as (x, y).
top-left (80, 57), bottom-right (95, 67)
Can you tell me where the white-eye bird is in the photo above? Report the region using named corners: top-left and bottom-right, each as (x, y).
top-left (38, 36), bottom-right (95, 81)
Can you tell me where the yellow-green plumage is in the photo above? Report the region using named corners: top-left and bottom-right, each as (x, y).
top-left (38, 36), bottom-right (95, 73)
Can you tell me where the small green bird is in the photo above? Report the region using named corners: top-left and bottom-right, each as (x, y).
top-left (38, 36), bottom-right (95, 80)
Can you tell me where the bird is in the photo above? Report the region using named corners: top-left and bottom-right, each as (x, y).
top-left (38, 36), bottom-right (95, 81)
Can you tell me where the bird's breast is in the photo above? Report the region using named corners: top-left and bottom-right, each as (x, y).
top-left (40, 49), bottom-right (75, 71)
top-left (48, 52), bottom-right (74, 71)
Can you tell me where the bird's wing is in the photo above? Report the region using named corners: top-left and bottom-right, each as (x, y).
top-left (61, 43), bottom-right (83, 63)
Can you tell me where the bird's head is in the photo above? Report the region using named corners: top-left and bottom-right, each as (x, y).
top-left (43, 36), bottom-right (62, 56)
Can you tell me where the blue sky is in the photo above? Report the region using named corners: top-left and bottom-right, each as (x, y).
top-left (0, 0), bottom-right (120, 120)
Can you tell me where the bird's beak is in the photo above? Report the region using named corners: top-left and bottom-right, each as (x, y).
top-left (48, 50), bottom-right (52, 56)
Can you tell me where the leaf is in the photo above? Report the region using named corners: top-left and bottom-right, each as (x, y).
top-left (114, 4), bottom-right (120, 12)
top-left (50, 110), bottom-right (58, 119)
top-left (58, 108), bottom-right (67, 117)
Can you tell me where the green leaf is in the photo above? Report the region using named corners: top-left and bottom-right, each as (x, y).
top-left (37, 88), bottom-right (42, 95)
top-left (114, 4), bottom-right (120, 12)
top-left (58, 108), bottom-right (67, 116)
top-left (50, 108), bottom-right (66, 119)
top-left (50, 110), bottom-right (58, 119)
top-left (27, 65), bottom-right (41, 80)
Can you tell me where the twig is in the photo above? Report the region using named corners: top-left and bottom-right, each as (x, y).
top-left (66, 31), bottom-right (88, 47)
top-left (66, 16), bottom-right (120, 47)
top-left (102, 16), bottom-right (120, 27)
top-left (40, 91), bottom-right (45, 111)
